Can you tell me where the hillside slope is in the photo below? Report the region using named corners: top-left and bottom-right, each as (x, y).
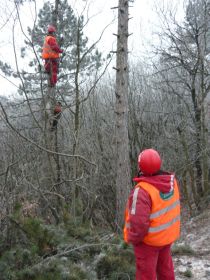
top-left (0, 206), bottom-right (210, 279)
top-left (174, 208), bottom-right (210, 279)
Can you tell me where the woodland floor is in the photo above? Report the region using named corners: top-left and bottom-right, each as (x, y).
top-left (174, 206), bottom-right (210, 280)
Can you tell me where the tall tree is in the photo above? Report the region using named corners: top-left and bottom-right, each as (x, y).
top-left (115, 0), bottom-right (131, 228)
top-left (153, 0), bottom-right (210, 207)
top-left (28, 0), bottom-right (103, 221)
top-left (0, 0), bottom-right (104, 223)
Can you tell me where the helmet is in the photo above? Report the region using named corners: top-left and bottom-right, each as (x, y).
top-left (47, 25), bottom-right (56, 33)
top-left (138, 149), bottom-right (161, 175)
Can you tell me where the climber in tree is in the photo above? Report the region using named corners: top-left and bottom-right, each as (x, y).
top-left (51, 102), bottom-right (62, 130)
top-left (42, 25), bottom-right (63, 87)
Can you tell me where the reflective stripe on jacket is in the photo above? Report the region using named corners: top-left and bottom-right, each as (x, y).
top-left (123, 200), bottom-right (130, 243)
top-left (42, 36), bottom-right (60, 59)
top-left (124, 177), bottom-right (180, 246)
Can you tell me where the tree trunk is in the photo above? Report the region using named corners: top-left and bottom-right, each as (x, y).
top-left (41, 0), bottom-right (61, 223)
top-left (115, 0), bottom-right (131, 229)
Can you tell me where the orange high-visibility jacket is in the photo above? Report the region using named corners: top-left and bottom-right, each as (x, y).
top-left (124, 179), bottom-right (180, 246)
top-left (42, 36), bottom-right (60, 59)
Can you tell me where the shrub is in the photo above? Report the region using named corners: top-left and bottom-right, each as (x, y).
top-left (172, 244), bottom-right (195, 256)
top-left (22, 218), bottom-right (58, 255)
top-left (183, 269), bottom-right (193, 278)
top-left (96, 246), bottom-right (135, 279)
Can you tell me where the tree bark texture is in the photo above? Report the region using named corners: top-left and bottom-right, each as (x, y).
top-left (115, 0), bottom-right (131, 228)
top-left (40, 0), bottom-right (61, 222)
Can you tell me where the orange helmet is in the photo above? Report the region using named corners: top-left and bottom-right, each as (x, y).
top-left (47, 25), bottom-right (56, 33)
top-left (138, 149), bottom-right (161, 175)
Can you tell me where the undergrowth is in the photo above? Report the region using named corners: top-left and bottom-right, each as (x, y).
top-left (0, 206), bottom-right (135, 280)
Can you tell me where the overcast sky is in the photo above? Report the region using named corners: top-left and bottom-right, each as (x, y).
top-left (0, 0), bottom-right (184, 97)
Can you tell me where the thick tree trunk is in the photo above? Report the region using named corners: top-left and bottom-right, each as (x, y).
top-left (115, 0), bottom-right (131, 229)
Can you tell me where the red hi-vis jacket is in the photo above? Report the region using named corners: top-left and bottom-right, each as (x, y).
top-left (42, 35), bottom-right (62, 59)
top-left (124, 173), bottom-right (180, 247)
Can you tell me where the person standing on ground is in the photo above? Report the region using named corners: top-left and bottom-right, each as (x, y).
top-left (124, 148), bottom-right (181, 280)
top-left (42, 25), bottom-right (63, 87)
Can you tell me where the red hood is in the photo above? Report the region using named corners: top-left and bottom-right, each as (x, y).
top-left (133, 172), bottom-right (175, 193)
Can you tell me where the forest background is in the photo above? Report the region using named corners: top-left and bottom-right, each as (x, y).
top-left (0, 0), bottom-right (210, 279)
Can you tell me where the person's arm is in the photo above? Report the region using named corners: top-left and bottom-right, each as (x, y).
top-left (128, 188), bottom-right (151, 245)
top-left (48, 37), bottom-right (63, 53)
